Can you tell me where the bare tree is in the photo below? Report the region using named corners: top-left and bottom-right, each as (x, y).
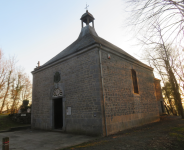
top-left (125, 0), bottom-right (184, 118)
top-left (0, 50), bottom-right (7, 95)
top-left (170, 46), bottom-right (184, 97)
top-left (0, 53), bottom-right (16, 114)
top-left (10, 71), bottom-right (24, 113)
top-left (126, 0), bottom-right (184, 45)
top-left (10, 67), bottom-right (32, 113)
top-left (162, 82), bottom-right (178, 115)
top-left (140, 21), bottom-right (184, 118)
top-left (0, 50), bottom-right (32, 114)
top-left (0, 71), bottom-right (12, 114)
top-left (20, 73), bottom-right (32, 101)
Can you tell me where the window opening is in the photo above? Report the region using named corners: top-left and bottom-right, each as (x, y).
top-left (131, 69), bottom-right (139, 94)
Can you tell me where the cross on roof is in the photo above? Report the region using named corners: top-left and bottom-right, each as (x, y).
top-left (85, 4), bottom-right (89, 10)
top-left (37, 61), bottom-right (40, 67)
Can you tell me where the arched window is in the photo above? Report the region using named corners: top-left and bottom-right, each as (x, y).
top-left (131, 69), bottom-right (139, 94)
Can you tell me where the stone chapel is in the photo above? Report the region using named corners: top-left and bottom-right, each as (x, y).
top-left (31, 11), bottom-right (164, 136)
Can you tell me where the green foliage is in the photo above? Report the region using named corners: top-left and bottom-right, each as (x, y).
top-left (162, 82), bottom-right (173, 98)
top-left (20, 100), bottom-right (30, 113)
top-left (162, 82), bottom-right (178, 115)
top-left (23, 100), bottom-right (29, 107)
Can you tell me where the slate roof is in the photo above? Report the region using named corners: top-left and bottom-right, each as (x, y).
top-left (81, 10), bottom-right (94, 20)
top-left (41, 25), bottom-right (147, 68)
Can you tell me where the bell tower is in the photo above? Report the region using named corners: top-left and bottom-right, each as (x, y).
top-left (80, 10), bottom-right (95, 28)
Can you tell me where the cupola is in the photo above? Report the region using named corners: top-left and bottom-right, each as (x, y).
top-left (80, 10), bottom-right (95, 28)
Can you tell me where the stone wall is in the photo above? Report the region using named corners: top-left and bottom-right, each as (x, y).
top-left (101, 50), bottom-right (160, 135)
top-left (9, 113), bottom-right (31, 124)
top-left (154, 78), bottom-right (165, 115)
top-left (154, 79), bottom-right (163, 101)
top-left (32, 48), bottom-right (103, 135)
top-left (32, 46), bottom-right (160, 136)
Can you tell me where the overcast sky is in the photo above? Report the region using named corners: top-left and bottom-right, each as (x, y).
top-left (0, 0), bottom-right (141, 80)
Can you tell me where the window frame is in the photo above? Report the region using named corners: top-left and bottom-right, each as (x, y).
top-left (131, 69), bottom-right (139, 94)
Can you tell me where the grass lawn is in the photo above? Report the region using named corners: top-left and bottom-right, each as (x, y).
top-left (60, 116), bottom-right (184, 150)
top-left (0, 114), bottom-right (30, 131)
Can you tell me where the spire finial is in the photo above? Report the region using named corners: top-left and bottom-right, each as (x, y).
top-left (85, 3), bottom-right (89, 11)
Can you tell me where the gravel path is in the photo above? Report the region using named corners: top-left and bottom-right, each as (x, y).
top-left (62, 115), bottom-right (184, 150)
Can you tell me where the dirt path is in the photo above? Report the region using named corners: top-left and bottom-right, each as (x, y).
top-left (62, 116), bottom-right (184, 150)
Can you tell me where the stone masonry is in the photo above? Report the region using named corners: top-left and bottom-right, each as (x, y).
top-left (32, 48), bottom-right (103, 135)
top-left (154, 78), bottom-right (165, 115)
top-left (32, 10), bottom-right (160, 136)
top-left (101, 50), bottom-right (160, 135)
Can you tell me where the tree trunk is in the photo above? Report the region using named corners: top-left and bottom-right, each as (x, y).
top-left (168, 69), bottom-right (184, 118)
top-left (0, 71), bottom-right (11, 114)
top-left (163, 100), bottom-right (170, 115)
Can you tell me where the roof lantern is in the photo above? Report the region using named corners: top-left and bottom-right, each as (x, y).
top-left (80, 10), bottom-right (95, 28)
top-left (33, 10), bottom-right (150, 71)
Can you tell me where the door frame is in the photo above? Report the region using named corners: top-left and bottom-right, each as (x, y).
top-left (52, 96), bottom-right (66, 130)
top-left (53, 97), bottom-right (63, 129)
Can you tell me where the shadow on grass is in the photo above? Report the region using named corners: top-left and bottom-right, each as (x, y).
top-left (170, 126), bottom-right (184, 148)
top-left (61, 140), bottom-right (108, 150)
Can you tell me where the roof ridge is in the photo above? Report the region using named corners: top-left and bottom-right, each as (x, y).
top-left (39, 25), bottom-right (149, 70)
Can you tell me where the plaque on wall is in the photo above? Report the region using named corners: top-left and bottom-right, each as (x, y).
top-left (54, 72), bottom-right (60, 83)
top-left (66, 107), bottom-right (71, 115)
